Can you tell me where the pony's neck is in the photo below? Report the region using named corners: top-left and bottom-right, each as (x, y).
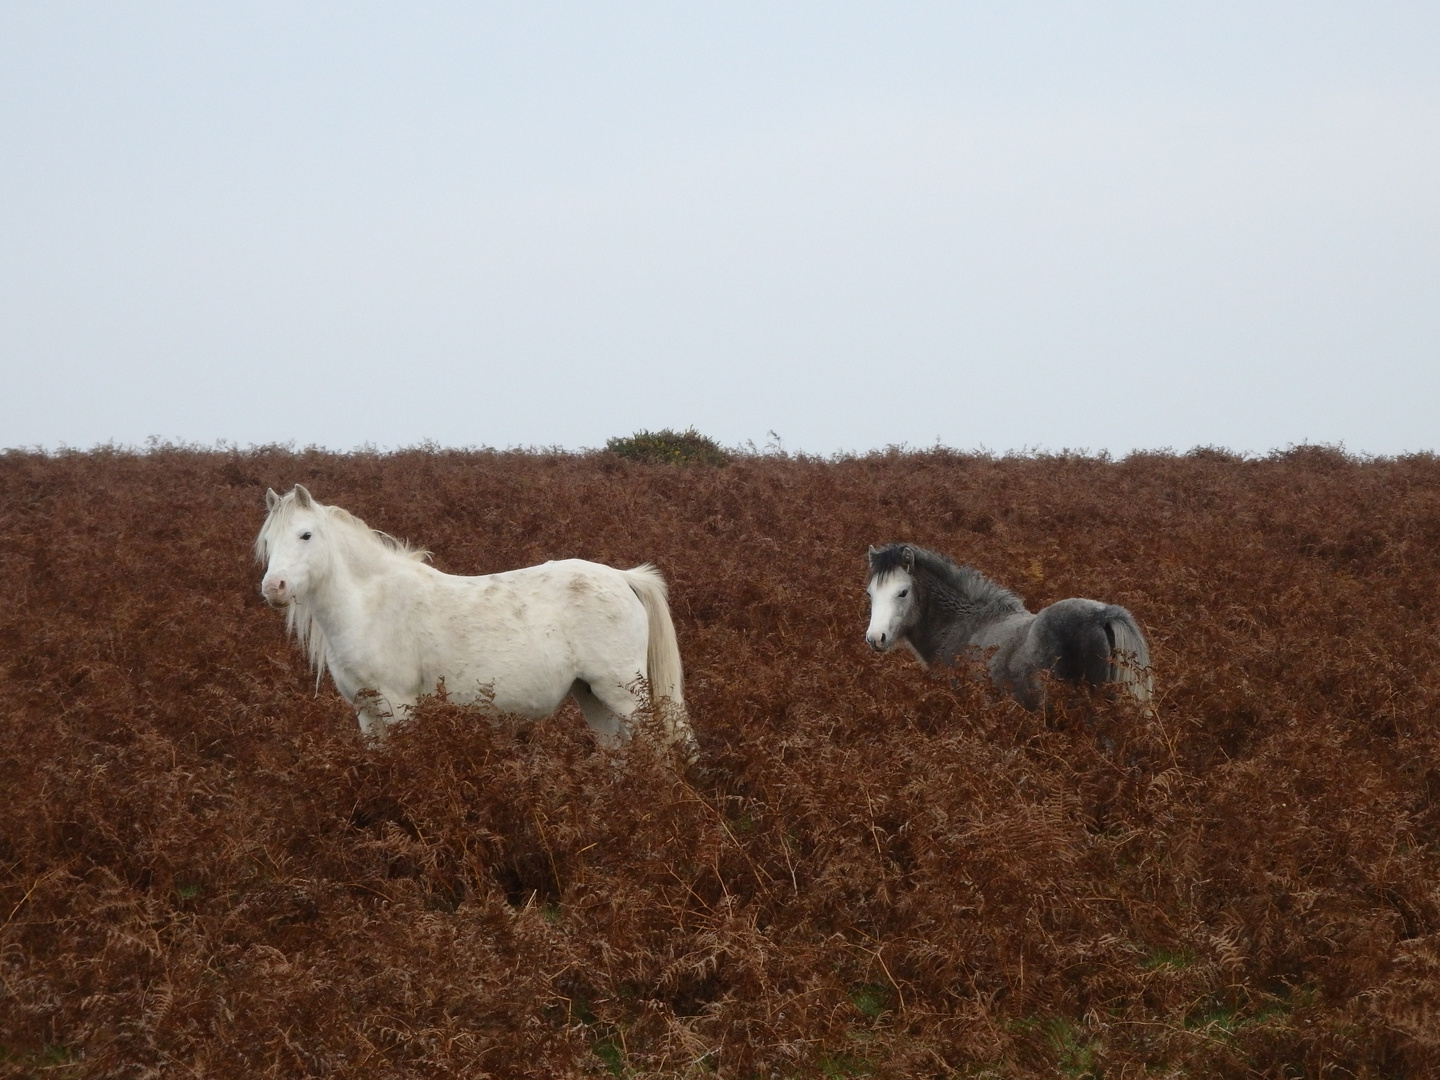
top-left (292, 536), bottom-right (393, 677)
top-left (906, 576), bottom-right (953, 666)
top-left (907, 566), bottom-right (1022, 663)
top-left (308, 532), bottom-right (407, 628)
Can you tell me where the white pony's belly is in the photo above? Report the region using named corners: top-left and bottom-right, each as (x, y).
top-left (439, 651), bottom-right (573, 718)
top-left (425, 560), bottom-right (649, 717)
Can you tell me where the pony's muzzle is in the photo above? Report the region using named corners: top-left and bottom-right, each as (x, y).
top-left (867, 632), bottom-right (889, 651)
top-left (261, 577), bottom-right (291, 607)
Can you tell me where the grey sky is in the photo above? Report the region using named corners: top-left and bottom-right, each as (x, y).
top-left (3, 3), bottom-right (1437, 455)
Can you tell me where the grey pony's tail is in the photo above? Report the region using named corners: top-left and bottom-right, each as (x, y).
top-left (1103, 606), bottom-right (1153, 703)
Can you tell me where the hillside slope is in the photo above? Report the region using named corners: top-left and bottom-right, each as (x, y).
top-left (2, 445), bottom-right (1438, 1077)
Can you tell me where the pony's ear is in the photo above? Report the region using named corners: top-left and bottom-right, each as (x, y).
top-left (293, 484), bottom-right (314, 508)
top-left (900, 546), bottom-right (915, 572)
top-left (265, 488), bottom-right (280, 511)
top-left (867, 545), bottom-right (879, 565)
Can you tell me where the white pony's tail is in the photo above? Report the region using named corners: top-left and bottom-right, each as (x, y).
top-left (1104, 607), bottom-right (1153, 704)
top-left (622, 564), bottom-right (696, 759)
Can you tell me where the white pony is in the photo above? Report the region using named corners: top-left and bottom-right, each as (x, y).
top-left (256, 485), bottom-right (694, 755)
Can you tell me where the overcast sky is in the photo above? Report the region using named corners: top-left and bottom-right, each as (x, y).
top-left (2, 3), bottom-right (1437, 456)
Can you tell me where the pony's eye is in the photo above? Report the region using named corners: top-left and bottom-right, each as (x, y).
top-left (301, 532), bottom-right (313, 541)
top-left (897, 589), bottom-right (908, 598)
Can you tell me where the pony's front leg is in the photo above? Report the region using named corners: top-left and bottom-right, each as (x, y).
top-left (353, 689), bottom-right (415, 741)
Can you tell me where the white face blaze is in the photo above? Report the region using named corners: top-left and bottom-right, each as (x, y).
top-left (259, 503), bottom-right (327, 607)
top-left (865, 568), bottom-right (916, 651)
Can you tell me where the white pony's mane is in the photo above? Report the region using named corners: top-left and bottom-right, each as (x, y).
top-left (256, 490), bottom-right (429, 686)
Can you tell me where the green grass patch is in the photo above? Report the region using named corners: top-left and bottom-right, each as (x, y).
top-left (0, 1044), bottom-right (79, 1069)
top-left (1138, 947), bottom-right (1197, 971)
top-left (1009, 1016), bottom-right (1102, 1079)
top-left (1042, 1017), bottom-right (1102, 1078)
top-left (1184, 990), bottom-right (1302, 1039)
top-left (849, 982), bottom-right (891, 1020)
top-left (728, 812), bottom-right (757, 835)
top-left (593, 1035), bottom-right (626, 1076)
top-left (818, 1051), bottom-right (877, 1078)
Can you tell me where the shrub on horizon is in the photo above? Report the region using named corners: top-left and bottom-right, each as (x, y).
top-left (604, 427), bottom-right (730, 466)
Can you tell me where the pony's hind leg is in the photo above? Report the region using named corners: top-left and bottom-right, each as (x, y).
top-left (574, 674), bottom-right (699, 763)
top-left (569, 679), bottom-right (630, 748)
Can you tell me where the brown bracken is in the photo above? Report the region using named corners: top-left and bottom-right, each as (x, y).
top-left (1, 442), bottom-right (1438, 1077)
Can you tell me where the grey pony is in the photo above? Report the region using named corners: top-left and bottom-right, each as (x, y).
top-left (865, 543), bottom-right (1152, 709)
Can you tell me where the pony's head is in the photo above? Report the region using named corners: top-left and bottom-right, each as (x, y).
top-left (256, 485), bottom-right (329, 607)
top-left (256, 485), bottom-right (428, 609)
top-left (865, 544), bottom-right (920, 652)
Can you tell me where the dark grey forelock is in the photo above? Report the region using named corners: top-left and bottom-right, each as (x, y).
top-left (867, 543), bottom-right (913, 582)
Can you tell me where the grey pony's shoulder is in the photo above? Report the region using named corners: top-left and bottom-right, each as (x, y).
top-left (915, 550), bottom-right (1032, 668)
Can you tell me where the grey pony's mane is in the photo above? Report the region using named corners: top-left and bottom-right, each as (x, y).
top-left (868, 543), bottom-right (1027, 621)
top-left (255, 489), bottom-right (429, 687)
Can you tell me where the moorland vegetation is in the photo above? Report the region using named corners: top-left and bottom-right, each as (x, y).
top-left (3, 442), bottom-right (1439, 1077)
